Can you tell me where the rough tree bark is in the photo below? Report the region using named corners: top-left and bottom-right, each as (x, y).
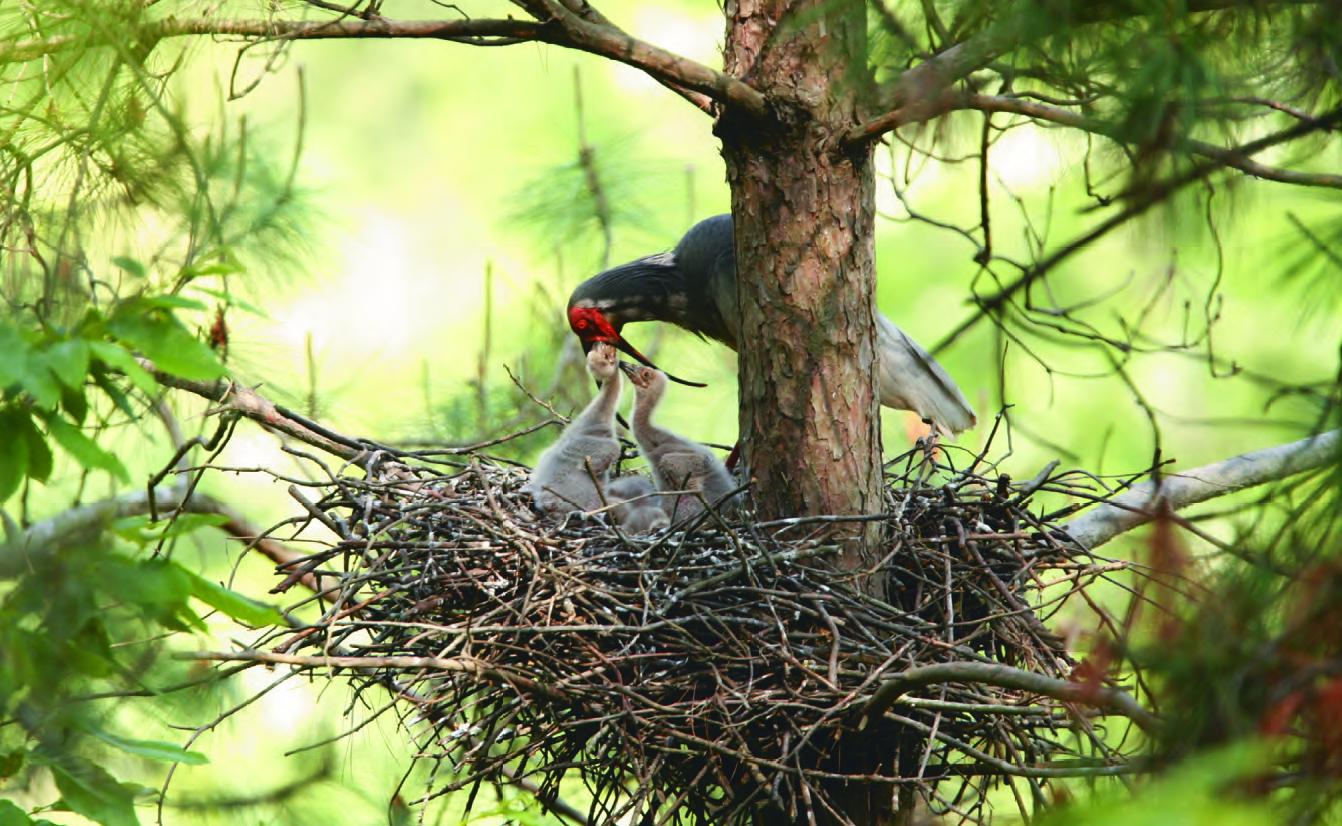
top-left (721, 0), bottom-right (883, 540)
top-left (720, 2), bottom-right (892, 823)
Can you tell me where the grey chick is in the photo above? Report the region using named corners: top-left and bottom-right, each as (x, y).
top-left (524, 342), bottom-right (623, 516)
top-left (621, 362), bottom-right (738, 520)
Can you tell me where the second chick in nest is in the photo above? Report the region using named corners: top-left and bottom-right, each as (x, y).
top-left (620, 362), bottom-right (738, 520)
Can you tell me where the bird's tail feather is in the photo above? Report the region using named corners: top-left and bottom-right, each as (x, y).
top-left (876, 314), bottom-right (977, 436)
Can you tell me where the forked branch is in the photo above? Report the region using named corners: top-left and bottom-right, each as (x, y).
top-left (959, 94), bottom-right (1342, 190)
top-left (849, 0), bottom-right (1329, 144)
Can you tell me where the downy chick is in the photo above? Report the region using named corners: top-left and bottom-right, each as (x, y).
top-left (524, 343), bottom-right (623, 516)
top-left (606, 474), bottom-right (669, 534)
top-left (620, 362), bottom-right (738, 520)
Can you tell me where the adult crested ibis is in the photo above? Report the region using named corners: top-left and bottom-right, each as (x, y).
top-left (567, 214), bottom-right (977, 436)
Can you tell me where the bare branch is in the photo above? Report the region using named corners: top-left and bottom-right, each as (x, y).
top-left (0, 17), bottom-right (541, 63)
top-left (1065, 430), bottom-right (1340, 550)
top-left (182, 649), bottom-right (564, 700)
top-left (849, 0), bottom-right (1328, 143)
top-left (2, 14), bottom-right (763, 118)
top-left (929, 107), bottom-right (1342, 355)
top-left (956, 94), bottom-right (1342, 190)
top-left (147, 364), bottom-right (369, 462)
top-left (0, 486), bottom-right (313, 591)
top-left (861, 661), bottom-right (1159, 733)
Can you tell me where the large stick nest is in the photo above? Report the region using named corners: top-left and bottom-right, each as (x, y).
top-left (254, 434), bottom-right (1149, 825)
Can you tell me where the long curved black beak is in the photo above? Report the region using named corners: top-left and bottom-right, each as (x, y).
top-left (607, 332), bottom-right (706, 388)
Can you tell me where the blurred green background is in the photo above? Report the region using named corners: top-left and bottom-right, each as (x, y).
top-left (2, 0), bottom-right (1340, 822)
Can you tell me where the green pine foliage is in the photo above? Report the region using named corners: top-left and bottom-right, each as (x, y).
top-left (1, 1), bottom-right (1340, 823)
top-left (1, 4), bottom-right (309, 824)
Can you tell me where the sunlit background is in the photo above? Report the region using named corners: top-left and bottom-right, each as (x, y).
top-left (6, 0), bottom-right (1341, 821)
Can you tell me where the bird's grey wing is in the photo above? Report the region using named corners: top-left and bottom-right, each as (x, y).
top-left (531, 436), bottom-right (621, 514)
top-left (655, 451), bottom-right (709, 493)
top-left (579, 437), bottom-right (621, 477)
top-left (706, 253), bottom-right (740, 348)
top-left (876, 313), bottom-right (976, 435)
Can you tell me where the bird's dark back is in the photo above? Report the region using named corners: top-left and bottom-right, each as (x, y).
top-left (674, 214), bottom-right (737, 345)
top-left (674, 214), bottom-right (734, 306)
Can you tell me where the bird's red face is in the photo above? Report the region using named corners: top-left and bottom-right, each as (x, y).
top-left (567, 305), bottom-right (706, 388)
top-left (568, 305), bottom-right (621, 349)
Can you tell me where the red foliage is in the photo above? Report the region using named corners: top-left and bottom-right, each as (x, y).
top-left (208, 304), bottom-right (229, 356)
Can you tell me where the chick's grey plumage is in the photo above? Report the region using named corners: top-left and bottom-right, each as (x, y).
top-left (606, 474), bottom-right (670, 534)
top-left (569, 214), bottom-right (976, 435)
top-left (524, 344), bottom-right (623, 515)
top-left (624, 364), bottom-right (739, 519)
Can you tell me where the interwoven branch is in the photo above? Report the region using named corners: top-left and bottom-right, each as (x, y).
top-left (213, 439), bottom-right (1156, 824)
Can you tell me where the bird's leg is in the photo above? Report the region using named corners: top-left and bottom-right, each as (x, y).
top-left (725, 441), bottom-right (742, 472)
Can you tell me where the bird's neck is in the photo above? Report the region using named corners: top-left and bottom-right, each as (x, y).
top-left (632, 382), bottom-right (665, 433)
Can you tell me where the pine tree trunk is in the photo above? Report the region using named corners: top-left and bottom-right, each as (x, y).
top-left (722, 2), bottom-right (891, 823)
top-left (721, 0), bottom-right (883, 547)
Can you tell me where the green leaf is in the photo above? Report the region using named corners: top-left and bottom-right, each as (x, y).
top-left (92, 558), bottom-right (202, 632)
top-left (44, 340), bottom-right (90, 390)
top-left (0, 749), bottom-right (24, 779)
top-left (18, 361), bottom-right (60, 410)
top-left (189, 287), bottom-right (267, 317)
top-left (61, 384), bottom-right (89, 424)
top-left (66, 620), bottom-right (115, 678)
top-left (91, 371), bottom-right (137, 419)
top-left (106, 305), bottom-right (222, 382)
top-left (139, 295), bottom-right (207, 312)
top-left (85, 728), bottom-right (207, 766)
top-left (110, 256), bottom-right (146, 278)
top-left (0, 325), bottom-right (30, 389)
top-left (0, 800), bottom-right (34, 826)
top-left (0, 408), bottom-right (30, 502)
top-left (20, 413), bottom-right (52, 484)
top-left (45, 417), bottom-right (129, 483)
top-left (180, 567), bottom-right (286, 627)
top-left (51, 757), bottom-right (140, 826)
top-left (180, 261), bottom-right (244, 279)
top-left (88, 342), bottom-right (156, 395)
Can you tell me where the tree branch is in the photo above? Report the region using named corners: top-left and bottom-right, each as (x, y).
top-left (1064, 429), bottom-right (1340, 550)
top-left (848, 0), bottom-right (1326, 143)
top-left (861, 661), bottom-right (1159, 732)
top-left (182, 649), bottom-right (565, 700)
top-left (928, 108), bottom-right (1342, 355)
top-left (148, 366), bottom-right (369, 463)
top-left (2, 14), bottom-right (762, 118)
top-left (0, 17), bottom-right (541, 63)
top-left (0, 485), bottom-right (316, 592)
top-left (955, 93), bottom-right (1342, 189)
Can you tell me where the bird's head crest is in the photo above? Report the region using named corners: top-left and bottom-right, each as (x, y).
top-left (567, 305), bottom-right (706, 388)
